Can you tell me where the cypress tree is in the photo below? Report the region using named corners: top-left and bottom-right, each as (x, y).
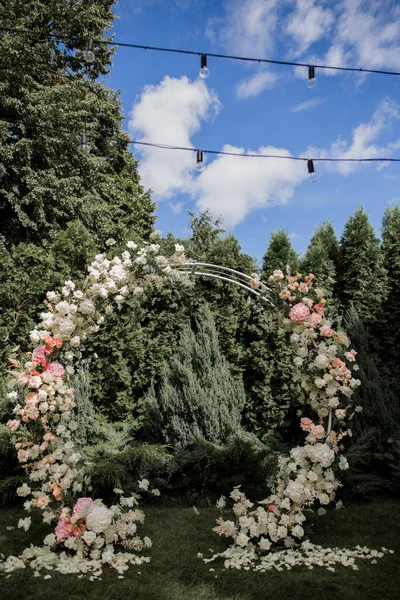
top-left (338, 207), bottom-right (387, 327)
top-left (144, 304), bottom-right (245, 447)
top-left (262, 230), bottom-right (299, 278)
top-left (300, 221), bottom-right (339, 299)
top-left (380, 205), bottom-right (400, 388)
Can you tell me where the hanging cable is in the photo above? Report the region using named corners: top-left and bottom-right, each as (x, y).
top-left (1, 26), bottom-right (400, 78)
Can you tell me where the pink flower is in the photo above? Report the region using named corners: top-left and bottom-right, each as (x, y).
top-left (18, 373), bottom-right (29, 386)
top-left (309, 313), bottom-right (322, 326)
top-left (320, 326), bottom-right (333, 337)
top-left (314, 304), bottom-right (325, 313)
top-left (268, 504), bottom-right (278, 511)
top-left (36, 495), bottom-right (50, 508)
top-left (17, 449), bottom-right (29, 463)
top-left (344, 350), bottom-right (357, 362)
top-left (28, 375), bottom-right (42, 388)
top-left (55, 518), bottom-right (72, 541)
top-left (45, 362), bottom-right (65, 378)
top-left (310, 424), bottom-right (325, 439)
top-left (32, 346), bottom-right (47, 366)
top-left (300, 417), bottom-right (312, 432)
top-left (335, 409), bottom-right (346, 420)
top-left (7, 419), bottom-right (20, 432)
top-left (289, 303), bottom-right (310, 323)
top-left (73, 497), bottom-right (95, 518)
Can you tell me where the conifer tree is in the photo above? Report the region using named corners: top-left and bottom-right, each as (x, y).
top-left (338, 207), bottom-right (387, 327)
top-left (300, 221), bottom-right (339, 299)
top-left (380, 205), bottom-right (400, 388)
top-left (262, 230), bottom-right (299, 278)
top-left (144, 305), bottom-right (245, 447)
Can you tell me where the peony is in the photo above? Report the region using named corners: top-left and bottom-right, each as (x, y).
top-left (289, 303), bottom-right (310, 323)
top-left (307, 444), bottom-right (335, 468)
top-left (86, 505), bottom-right (113, 533)
top-left (73, 497), bottom-right (95, 519)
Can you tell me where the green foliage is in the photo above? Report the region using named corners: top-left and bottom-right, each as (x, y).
top-left (338, 207), bottom-right (387, 326)
top-left (262, 229), bottom-right (299, 277)
top-left (144, 304), bottom-right (245, 447)
top-left (379, 205), bottom-right (400, 389)
top-left (300, 221), bottom-right (339, 300)
top-left (343, 306), bottom-right (400, 497)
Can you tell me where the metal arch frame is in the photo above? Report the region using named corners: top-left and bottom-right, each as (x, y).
top-left (171, 261), bottom-right (334, 435)
top-left (172, 262), bottom-right (274, 306)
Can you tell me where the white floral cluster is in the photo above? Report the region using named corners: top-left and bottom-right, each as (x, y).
top-left (208, 269), bottom-right (386, 571)
top-left (1, 239), bottom-right (189, 578)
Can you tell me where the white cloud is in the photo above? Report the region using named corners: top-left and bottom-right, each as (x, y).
top-left (193, 145), bottom-right (306, 226)
top-left (307, 98), bottom-right (400, 175)
top-left (128, 76), bottom-right (221, 198)
top-left (206, 0), bottom-right (282, 58)
top-left (291, 97), bottom-right (326, 112)
top-left (286, 0), bottom-right (334, 56)
top-left (236, 71), bottom-right (279, 99)
top-left (168, 201), bottom-right (184, 214)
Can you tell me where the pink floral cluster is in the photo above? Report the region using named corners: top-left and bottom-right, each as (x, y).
top-left (300, 417), bottom-right (325, 439)
top-left (55, 498), bottom-right (95, 541)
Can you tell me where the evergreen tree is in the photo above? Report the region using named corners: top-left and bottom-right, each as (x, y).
top-left (262, 230), bottom-right (299, 278)
top-left (338, 207), bottom-right (387, 327)
top-left (0, 0), bottom-right (155, 246)
top-left (144, 305), bottom-right (245, 447)
top-left (300, 221), bottom-right (339, 300)
top-left (380, 205), bottom-right (400, 388)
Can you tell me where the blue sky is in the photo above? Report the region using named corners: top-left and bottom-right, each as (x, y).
top-left (106, 0), bottom-right (400, 262)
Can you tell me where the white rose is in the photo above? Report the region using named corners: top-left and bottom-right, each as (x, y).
top-left (291, 525), bottom-right (304, 538)
top-left (55, 301), bottom-right (70, 315)
top-left (236, 532), bottom-right (250, 547)
top-left (83, 530), bottom-right (97, 545)
top-left (29, 329), bottom-right (41, 343)
top-left (86, 505), bottom-right (113, 533)
top-left (46, 291), bottom-right (57, 301)
top-left (109, 264), bottom-right (126, 282)
top-left (315, 354), bottom-right (330, 369)
top-left (307, 444), bottom-right (335, 468)
top-left (79, 299), bottom-right (95, 314)
top-left (59, 318), bottom-right (75, 336)
top-left (133, 287), bottom-right (144, 297)
top-left (73, 290), bottom-right (84, 299)
top-left (17, 483), bottom-right (31, 497)
top-left (127, 241), bottom-right (137, 249)
top-left (70, 336), bottom-right (80, 348)
top-left (259, 537), bottom-right (272, 551)
top-left (174, 243), bottom-right (185, 254)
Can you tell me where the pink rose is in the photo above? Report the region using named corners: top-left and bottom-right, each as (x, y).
top-left (45, 362), bottom-right (65, 378)
top-left (300, 417), bottom-right (312, 432)
top-left (289, 303), bottom-right (310, 323)
top-left (55, 518), bottom-right (72, 541)
top-left (268, 504), bottom-right (278, 511)
top-left (310, 424), bottom-right (325, 439)
top-left (32, 346), bottom-right (47, 366)
top-left (37, 496), bottom-right (50, 508)
top-left (320, 326), bottom-right (333, 337)
top-left (309, 313), bottom-right (322, 326)
top-left (314, 304), bottom-right (325, 313)
top-left (28, 375), bottom-right (42, 389)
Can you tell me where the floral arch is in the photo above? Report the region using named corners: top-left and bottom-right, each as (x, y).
top-left (0, 239), bottom-right (389, 577)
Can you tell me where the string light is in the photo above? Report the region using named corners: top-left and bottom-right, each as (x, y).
top-left (83, 39), bottom-right (95, 63)
top-left (2, 26), bottom-right (400, 78)
top-left (307, 66), bottom-right (317, 89)
top-left (199, 54), bottom-right (209, 79)
top-left (79, 133), bottom-right (90, 155)
top-left (307, 159), bottom-right (317, 183)
top-left (195, 150), bottom-right (206, 171)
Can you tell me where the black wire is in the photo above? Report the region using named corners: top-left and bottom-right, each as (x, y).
top-left (128, 140), bottom-right (400, 164)
top-left (1, 25), bottom-right (400, 77)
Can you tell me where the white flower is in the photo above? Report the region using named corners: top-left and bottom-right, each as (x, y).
top-left (79, 299), bottom-right (95, 314)
top-left (127, 241), bottom-right (137, 249)
top-left (133, 287), bottom-right (144, 296)
top-left (18, 517), bottom-right (31, 531)
top-left (315, 354), bottom-right (330, 369)
top-left (307, 444), bottom-right (335, 468)
top-left (149, 230), bottom-right (162, 239)
top-left (29, 329), bottom-right (41, 342)
top-left (109, 264), bottom-right (126, 282)
top-left (230, 487), bottom-right (241, 501)
top-left (86, 505), bottom-right (113, 533)
top-left (73, 290), bottom-right (84, 299)
top-left (148, 244), bottom-right (160, 253)
top-left (55, 301), bottom-right (70, 315)
top-left (291, 525), bottom-right (304, 538)
top-left (16, 483), bottom-right (31, 497)
top-left (138, 479), bottom-right (149, 491)
top-left (58, 317), bottom-right (75, 336)
top-left (318, 493), bottom-right (330, 505)
top-left (7, 391), bottom-right (18, 399)
top-left (236, 532), bottom-right (250, 547)
top-left (70, 336), bottom-right (80, 348)
top-left (314, 377), bottom-right (326, 389)
top-left (338, 456), bottom-right (349, 470)
top-left (216, 496), bottom-right (226, 509)
top-left (259, 537), bottom-right (272, 551)
top-left (143, 537), bottom-right (152, 548)
top-left (174, 243), bottom-right (185, 254)
top-left (83, 531), bottom-right (97, 545)
top-left (46, 291), bottom-right (57, 301)
top-left (105, 238), bottom-right (116, 246)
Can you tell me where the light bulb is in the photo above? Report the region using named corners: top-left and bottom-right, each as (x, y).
top-left (307, 65), bottom-right (317, 89)
top-left (83, 40), bottom-right (95, 63)
top-left (307, 76), bottom-right (317, 89)
top-left (195, 150), bottom-right (206, 172)
top-left (80, 134), bottom-right (90, 155)
top-left (199, 54), bottom-right (209, 79)
top-left (307, 172), bottom-right (317, 183)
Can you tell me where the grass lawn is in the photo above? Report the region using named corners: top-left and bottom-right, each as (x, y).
top-left (0, 498), bottom-right (399, 600)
